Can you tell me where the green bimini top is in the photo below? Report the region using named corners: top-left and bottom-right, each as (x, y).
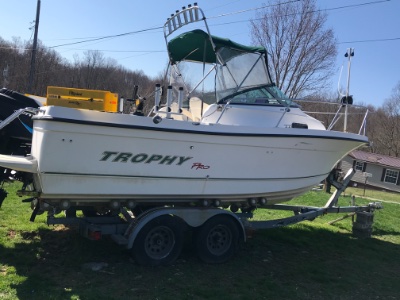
top-left (167, 29), bottom-right (266, 64)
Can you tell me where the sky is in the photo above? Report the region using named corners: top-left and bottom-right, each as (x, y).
top-left (0, 0), bottom-right (399, 108)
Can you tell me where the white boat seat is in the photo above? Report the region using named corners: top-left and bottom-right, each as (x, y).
top-left (189, 97), bottom-right (209, 121)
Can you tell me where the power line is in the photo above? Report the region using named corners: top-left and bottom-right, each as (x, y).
top-left (59, 48), bottom-right (166, 53)
top-left (0, 46), bottom-right (32, 51)
top-left (320, 0), bottom-right (390, 13)
top-left (0, 0), bottom-right (394, 53)
top-left (48, 26), bottom-right (163, 49)
top-left (44, 0), bottom-right (395, 50)
top-left (339, 37), bottom-right (400, 44)
top-left (42, 1), bottom-right (299, 45)
top-left (56, 35), bottom-right (400, 54)
top-left (207, 0), bottom-right (243, 12)
top-left (207, 0), bottom-right (300, 19)
top-left (247, 0), bottom-right (391, 20)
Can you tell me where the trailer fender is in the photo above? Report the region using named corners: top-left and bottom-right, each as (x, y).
top-left (126, 207), bottom-right (246, 249)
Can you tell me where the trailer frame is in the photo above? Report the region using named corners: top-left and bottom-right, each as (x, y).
top-left (43, 168), bottom-right (381, 265)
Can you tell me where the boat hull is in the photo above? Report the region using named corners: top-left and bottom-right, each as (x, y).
top-left (1, 106), bottom-right (368, 205)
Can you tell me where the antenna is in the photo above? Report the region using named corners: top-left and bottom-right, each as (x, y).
top-left (344, 48), bottom-right (354, 100)
top-left (342, 48), bottom-right (354, 132)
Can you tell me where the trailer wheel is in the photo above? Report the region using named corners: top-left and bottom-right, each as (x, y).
top-left (132, 215), bottom-right (184, 266)
top-left (195, 215), bottom-right (240, 264)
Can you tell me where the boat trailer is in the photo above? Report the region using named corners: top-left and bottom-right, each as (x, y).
top-left (41, 168), bottom-right (381, 266)
top-left (0, 108), bottom-right (381, 265)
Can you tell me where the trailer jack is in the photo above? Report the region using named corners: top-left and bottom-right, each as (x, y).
top-left (0, 188), bottom-right (7, 208)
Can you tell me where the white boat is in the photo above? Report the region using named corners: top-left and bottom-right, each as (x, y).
top-left (0, 4), bottom-right (368, 212)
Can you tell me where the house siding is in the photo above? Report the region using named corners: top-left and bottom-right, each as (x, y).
top-left (341, 154), bottom-right (400, 193)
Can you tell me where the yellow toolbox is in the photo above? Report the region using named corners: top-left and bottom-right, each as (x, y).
top-left (46, 86), bottom-right (119, 112)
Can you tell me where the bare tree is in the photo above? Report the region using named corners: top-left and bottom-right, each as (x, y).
top-left (369, 82), bottom-right (400, 157)
top-left (82, 50), bottom-right (106, 89)
top-left (32, 41), bottom-right (66, 95)
top-left (250, 0), bottom-right (337, 98)
top-left (0, 38), bottom-right (31, 92)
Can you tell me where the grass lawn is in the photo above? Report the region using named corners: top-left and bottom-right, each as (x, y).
top-left (0, 182), bottom-right (399, 300)
top-left (344, 186), bottom-right (400, 203)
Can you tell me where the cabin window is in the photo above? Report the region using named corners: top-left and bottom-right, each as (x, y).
top-left (355, 161), bottom-right (365, 171)
top-left (384, 169), bottom-right (399, 184)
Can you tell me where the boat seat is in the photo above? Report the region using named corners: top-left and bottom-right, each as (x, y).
top-left (189, 97), bottom-right (209, 121)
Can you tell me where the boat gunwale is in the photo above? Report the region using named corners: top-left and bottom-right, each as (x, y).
top-left (32, 114), bottom-right (368, 143)
top-left (39, 170), bottom-right (329, 181)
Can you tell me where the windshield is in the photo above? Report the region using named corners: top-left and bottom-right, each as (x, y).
top-left (215, 50), bottom-right (271, 101)
top-left (218, 85), bottom-right (297, 107)
top-left (166, 30), bottom-right (276, 106)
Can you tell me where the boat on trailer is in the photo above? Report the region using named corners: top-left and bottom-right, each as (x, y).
top-left (0, 4), bottom-right (368, 214)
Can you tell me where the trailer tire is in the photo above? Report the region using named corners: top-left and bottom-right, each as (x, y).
top-left (132, 215), bottom-right (184, 266)
top-left (195, 215), bottom-right (240, 264)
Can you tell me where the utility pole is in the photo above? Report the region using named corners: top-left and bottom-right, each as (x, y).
top-left (28, 0), bottom-right (41, 94)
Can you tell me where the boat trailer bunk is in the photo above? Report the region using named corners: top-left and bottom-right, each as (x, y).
top-left (41, 168), bottom-right (381, 266)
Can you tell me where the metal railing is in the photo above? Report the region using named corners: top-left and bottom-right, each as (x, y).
top-left (297, 99), bottom-right (369, 135)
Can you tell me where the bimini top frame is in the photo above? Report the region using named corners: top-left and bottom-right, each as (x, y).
top-left (162, 4), bottom-right (273, 104)
top-left (163, 4), bottom-right (267, 66)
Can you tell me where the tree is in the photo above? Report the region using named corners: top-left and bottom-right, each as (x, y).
top-left (369, 82), bottom-right (400, 157)
top-left (81, 50), bottom-right (106, 89)
top-left (250, 0), bottom-right (337, 98)
top-left (0, 38), bottom-right (31, 92)
top-left (31, 40), bottom-right (66, 95)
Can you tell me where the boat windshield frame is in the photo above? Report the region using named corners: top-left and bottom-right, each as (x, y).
top-left (217, 84), bottom-right (299, 108)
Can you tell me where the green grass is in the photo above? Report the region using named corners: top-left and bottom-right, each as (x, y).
top-left (344, 186), bottom-right (400, 203)
top-left (1, 182), bottom-right (400, 300)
